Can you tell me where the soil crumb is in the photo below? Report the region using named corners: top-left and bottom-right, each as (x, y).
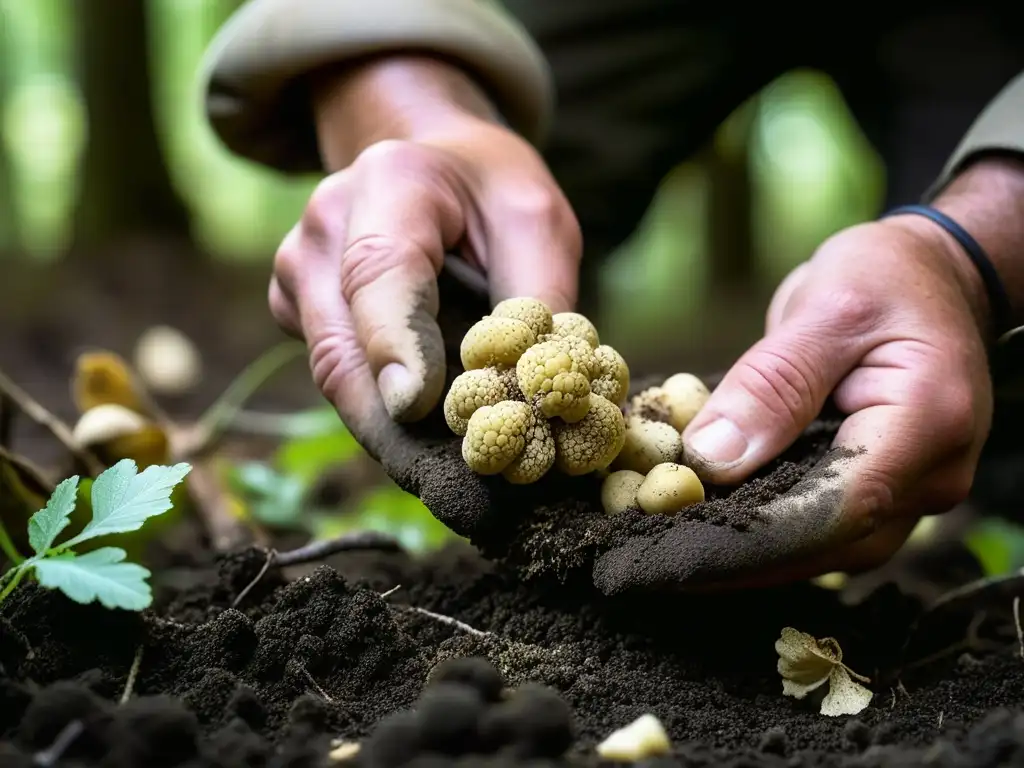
top-left (3, 543), bottom-right (1024, 768)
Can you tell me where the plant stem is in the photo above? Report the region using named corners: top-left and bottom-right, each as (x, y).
top-left (192, 341), bottom-right (307, 453)
top-left (0, 565), bottom-right (28, 604)
top-left (0, 518), bottom-right (23, 566)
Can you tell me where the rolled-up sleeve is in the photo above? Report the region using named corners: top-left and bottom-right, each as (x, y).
top-left (198, 0), bottom-right (554, 174)
top-left (926, 70), bottom-right (1024, 200)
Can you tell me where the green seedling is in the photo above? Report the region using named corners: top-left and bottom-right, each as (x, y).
top-left (0, 459), bottom-right (191, 611)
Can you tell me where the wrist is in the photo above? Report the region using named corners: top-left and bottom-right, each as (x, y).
top-left (310, 54), bottom-right (502, 171)
top-left (931, 155), bottom-right (1024, 335)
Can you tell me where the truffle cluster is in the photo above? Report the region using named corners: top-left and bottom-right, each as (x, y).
top-left (444, 298), bottom-right (630, 482)
top-left (358, 657), bottom-right (575, 768)
top-left (601, 373), bottom-right (711, 516)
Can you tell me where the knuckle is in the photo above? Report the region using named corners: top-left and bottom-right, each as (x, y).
top-left (272, 231), bottom-right (305, 290)
top-left (917, 377), bottom-right (980, 450)
top-left (303, 174), bottom-right (348, 236)
top-left (816, 287), bottom-right (880, 335)
top-left (340, 234), bottom-right (425, 303)
top-left (307, 327), bottom-right (365, 403)
top-left (353, 139), bottom-right (436, 177)
top-left (733, 347), bottom-right (820, 424)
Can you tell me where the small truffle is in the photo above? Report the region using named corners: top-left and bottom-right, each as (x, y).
top-left (636, 462), bottom-right (705, 515)
top-left (542, 312), bottom-right (600, 348)
top-left (460, 317), bottom-right (536, 370)
top-left (660, 372), bottom-right (711, 431)
top-left (491, 297), bottom-right (553, 338)
top-left (443, 368), bottom-right (511, 436)
top-left (601, 470), bottom-right (645, 515)
top-left (462, 400), bottom-right (533, 474)
top-left (613, 415), bottom-right (682, 475)
top-left (590, 345), bottom-right (630, 404)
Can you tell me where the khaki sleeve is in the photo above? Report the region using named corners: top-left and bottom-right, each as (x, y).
top-left (926, 70), bottom-right (1024, 200)
top-left (198, 0), bottom-right (554, 174)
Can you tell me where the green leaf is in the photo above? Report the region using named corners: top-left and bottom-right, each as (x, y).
top-left (33, 547), bottom-right (154, 611)
top-left (27, 475), bottom-right (80, 554)
top-left (63, 460), bottom-right (191, 548)
top-left (229, 462), bottom-right (306, 528)
top-left (965, 518), bottom-right (1024, 576)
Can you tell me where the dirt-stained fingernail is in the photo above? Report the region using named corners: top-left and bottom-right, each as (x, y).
top-left (687, 419), bottom-right (748, 466)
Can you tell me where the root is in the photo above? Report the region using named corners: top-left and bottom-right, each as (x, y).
top-left (0, 368), bottom-right (104, 476)
top-left (231, 532), bottom-right (404, 608)
top-left (120, 645), bottom-right (144, 704)
top-left (379, 586), bottom-right (490, 638)
top-left (301, 665), bottom-right (334, 703)
top-left (33, 720), bottom-right (84, 766)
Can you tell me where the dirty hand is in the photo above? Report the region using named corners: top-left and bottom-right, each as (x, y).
top-left (682, 157), bottom-right (1024, 585)
top-left (268, 57), bottom-right (580, 454)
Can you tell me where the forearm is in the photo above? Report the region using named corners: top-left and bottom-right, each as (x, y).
top-left (311, 55), bottom-right (501, 172)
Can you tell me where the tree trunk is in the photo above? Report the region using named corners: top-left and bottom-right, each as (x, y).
top-left (70, 0), bottom-right (191, 254)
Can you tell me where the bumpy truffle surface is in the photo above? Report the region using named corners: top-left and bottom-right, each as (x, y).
top-left (591, 344), bottom-right (630, 404)
top-left (542, 312), bottom-right (600, 349)
top-left (491, 297), bottom-right (553, 339)
top-left (443, 368), bottom-right (511, 436)
top-left (460, 317), bottom-right (536, 370)
top-left (503, 411), bottom-right (556, 484)
top-left (553, 394), bottom-right (627, 476)
top-left (462, 400), bottom-right (533, 474)
top-left (516, 339), bottom-right (593, 422)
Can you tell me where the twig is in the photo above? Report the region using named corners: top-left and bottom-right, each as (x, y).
top-left (231, 549), bottom-right (276, 609)
top-left (190, 341), bottom-right (307, 454)
top-left (1013, 596), bottom-right (1023, 660)
top-left (391, 605), bottom-right (491, 638)
top-left (924, 568), bottom-right (1024, 614)
top-left (120, 645), bottom-right (144, 704)
top-left (379, 585), bottom-right (401, 599)
top-left (301, 666), bottom-right (334, 702)
top-left (32, 719), bottom-right (84, 766)
top-left (0, 368), bottom-right (104, 476)
top-left (274, 531), bottom-right (402, 567)
top-left (231, 532), bottom-right (404, 608)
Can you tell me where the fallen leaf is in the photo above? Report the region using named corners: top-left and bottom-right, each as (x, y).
top-left (776, 627), bottom-right (872, 716)
top-left (821, 666), bottom-right (874, 717)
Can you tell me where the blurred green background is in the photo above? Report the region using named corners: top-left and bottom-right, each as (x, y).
top-left (2, 0), bottom-right (1019, 579)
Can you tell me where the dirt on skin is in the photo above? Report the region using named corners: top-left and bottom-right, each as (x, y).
top-left (2, 537), bottom-right (1024, 768)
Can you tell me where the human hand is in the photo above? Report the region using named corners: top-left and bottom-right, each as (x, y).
top-left (268, 57), bottom-right (581, 457)
top-left (678, 199), bottom-right (1010, 586)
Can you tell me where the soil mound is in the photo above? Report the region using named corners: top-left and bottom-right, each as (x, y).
top-left (2, 543), bottom-right (1024, 767)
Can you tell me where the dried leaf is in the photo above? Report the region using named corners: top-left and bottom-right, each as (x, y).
top-left (73, 351), bottom-right (148, 416)
top-left (775, 627), bottom-right (872, 716)
top-left (821, 666), bottom-right (873, 716)
top-left (775, 627), bottom-right (839, 696)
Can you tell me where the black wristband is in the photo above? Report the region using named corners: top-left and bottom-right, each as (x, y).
top-left (881, 204), bottom-right (1014, 340)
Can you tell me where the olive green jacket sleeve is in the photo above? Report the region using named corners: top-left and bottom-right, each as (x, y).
top-left (198, 0), bottom-right (553, 174)
top-left (927, 70), bottom-right (1024, 200)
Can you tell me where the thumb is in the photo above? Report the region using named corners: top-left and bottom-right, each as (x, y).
top-left (682, 321), bottom-right (866, 484)
top-left (481, 187), bottom-right (582, 314)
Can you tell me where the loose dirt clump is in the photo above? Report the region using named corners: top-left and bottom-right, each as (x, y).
top-left (2, 541), bottom-right (1024, 768)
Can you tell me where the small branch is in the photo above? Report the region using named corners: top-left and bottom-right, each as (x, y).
top-left (231, 532), bottom-right (404, 608)
top-left (391, 605), bottom-right (491, 638)
top-left (379, 585), bottom-right (401, 599)
top-left (120, 645), bottom-right (144, 704)
top-left (185, 459), bottom-right (261, 553)
top-left (274, 531), bottom-right (402, 567)
top-left (190, 341), bottom-right (307, 454)
top-left (33, 719), bottom-right (84, 766)
top-left (0, 368), bottom-right (105, 476)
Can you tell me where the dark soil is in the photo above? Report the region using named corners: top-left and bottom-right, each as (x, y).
top-left (3, 539), bottom-right (1024, 768)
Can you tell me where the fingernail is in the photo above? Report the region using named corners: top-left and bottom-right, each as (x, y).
top-left (687, 419), bottom-right (748, 465)
top-left (378, 362), bottom-right (419, 419)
